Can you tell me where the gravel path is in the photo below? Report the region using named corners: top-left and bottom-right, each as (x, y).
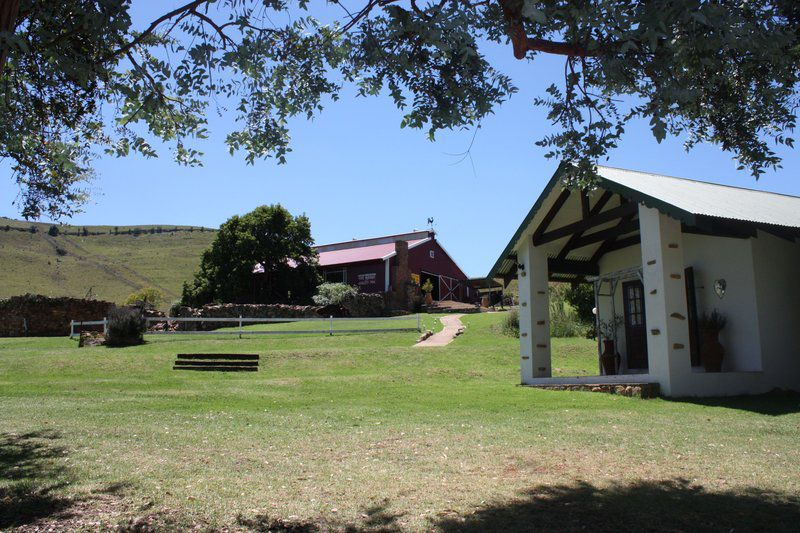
top-left (414, 314), bottom-right (465, 347)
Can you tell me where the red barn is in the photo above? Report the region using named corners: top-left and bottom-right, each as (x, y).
top-left (316, 230), bottom-right (470, 302)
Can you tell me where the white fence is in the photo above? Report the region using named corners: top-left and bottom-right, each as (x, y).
top-left (145, 315), bottom-right (422, 336)
top-left (69, 315), bottom-right (422, 338)
top-left (69, 318), bottom-right (108, 338)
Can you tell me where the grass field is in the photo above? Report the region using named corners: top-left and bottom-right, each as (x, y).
top-left (0, 217), bottom-right (215, 307)
top-left (1, 312), bottom-right (799, 531)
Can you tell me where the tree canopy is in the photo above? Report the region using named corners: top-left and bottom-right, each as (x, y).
top-left (2, 0), bottom-right (798, 219)
top-left (182, 204), bottom-right (318, 305)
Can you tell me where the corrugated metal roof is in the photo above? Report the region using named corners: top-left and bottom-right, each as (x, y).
top-left (598, 166), bottom-right (800, 229)
top-left (318, 238), bottom-right (427, 267)
top-left (488, 163), bottom-right (800, 279)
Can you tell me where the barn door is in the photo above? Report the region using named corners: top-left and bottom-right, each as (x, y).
top-left (439, 276), bottom-right (461, 301)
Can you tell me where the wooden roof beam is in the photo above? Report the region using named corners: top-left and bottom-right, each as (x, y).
top-left (557, 190), bottom-right (615, 260)
top-left (590, 212), bottom-right (639, 263)
top-left (534, 202), bottom-right (638, 246)
top-left (548, 258), bottom-right (599, 276)
top-left (531, 188), bottom-right (572, 244)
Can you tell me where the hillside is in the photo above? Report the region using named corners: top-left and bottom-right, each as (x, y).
top-left (0, 217), bottom-right (216, 308)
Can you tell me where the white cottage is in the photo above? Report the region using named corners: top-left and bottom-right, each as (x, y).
top-left (489, 164), bottom-right (800, 397)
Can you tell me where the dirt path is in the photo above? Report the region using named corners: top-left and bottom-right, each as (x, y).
top-left (414, 314), bottom-right (465, 347)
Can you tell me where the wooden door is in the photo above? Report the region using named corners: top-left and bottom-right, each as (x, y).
top-left (623, 280), bottom-right (648, 370)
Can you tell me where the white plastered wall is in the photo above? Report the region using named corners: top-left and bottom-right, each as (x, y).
top-left (682, 233), bottom-right (762, 372)
top-left (752, 231), bottom-right (800, 390)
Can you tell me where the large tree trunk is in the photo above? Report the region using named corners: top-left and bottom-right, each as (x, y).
top-left (0, 0), bottom-right (20, 74)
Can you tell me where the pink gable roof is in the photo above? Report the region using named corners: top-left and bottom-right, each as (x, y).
top-left (318, 239), bottom-right (426, 267)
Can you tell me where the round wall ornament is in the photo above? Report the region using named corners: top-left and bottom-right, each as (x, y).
top-left (713, 279), bottom-right (726, 299)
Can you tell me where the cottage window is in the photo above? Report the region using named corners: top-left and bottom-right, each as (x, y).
top-left (325, 269), bottom-right (346, 283)
top-left (429, 250), bottom-right (435, 259)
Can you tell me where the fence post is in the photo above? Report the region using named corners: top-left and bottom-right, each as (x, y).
top-left (417, 313), bottom-right (421, 332)
top-left (22, 317), bottom-right (28, 337)
top-left (69, 320), bottom-right (74, 339)
top-left (239, 315), bottom-right (243, 339)
top-left (103, 317), bottom-right (108, 335)
top-left (329, 315), bottom-right (333, 336)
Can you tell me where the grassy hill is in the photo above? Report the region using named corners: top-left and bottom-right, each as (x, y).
top-left (0, 217), bottom-right (216, 308)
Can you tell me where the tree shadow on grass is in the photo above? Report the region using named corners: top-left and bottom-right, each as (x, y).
top-left (433, 478), bottom-right (800, 532)
top-left (0, 430), bottom-right (76, 528)
top-left (236, 498), bottom-right (403, 532)
top-left (668, 390), bottom-right (800, 416)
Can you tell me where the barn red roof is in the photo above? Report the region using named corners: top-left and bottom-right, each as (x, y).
top-left (253, 230), bottom-right (434, 273)
top-left (318, 238), bottom-right (427, 267)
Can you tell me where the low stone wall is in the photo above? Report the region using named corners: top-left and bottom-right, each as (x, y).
top-left (169, 303), bottom-right (324, 331)
top-left (530, 382), bottom-right (661, 399)
top-left (342, 293), bottom-right (385, 318)
top-left (0, 294), bottom-right (115, 337)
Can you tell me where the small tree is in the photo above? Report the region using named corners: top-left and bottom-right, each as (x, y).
top-left (47, 225), bottom-right (59, 237)
top-left (183, 204), bottom-right (319, 305)
top-left (313, 283), bottom-right (359, 306)
top-left (421, 279), bottom-right (434, 296)
top-left (124, 288), bottom-right (164, 309)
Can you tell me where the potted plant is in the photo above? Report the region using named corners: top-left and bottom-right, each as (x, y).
top-left (597, 315), bottom-right (623, 375)
top-left (700, 309), bottom-right (727, 372)
top-left (421, 279), bottom-right (434, 305)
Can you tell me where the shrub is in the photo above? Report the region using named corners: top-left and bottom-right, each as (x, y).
top-left (498, 286), bottom-right (589, 339)
top-left (550, 283), bottom-right (590, 338)
top-left (312, 282), bottom-right (358, 306)
top-left (123, 287), bottom-right (164, 309)
top-left (169, 299), bottom-right (183, 317)
top-left (47, 225), bottom-right (59, 236)
top-left (105, 307), bottom-right (145, 347)
top-left (421, 278), bottom-right (434, 295)
top-left (501, 308), bottom-right (520, 338)
top-left (565, 283), bottom-right (595, 325)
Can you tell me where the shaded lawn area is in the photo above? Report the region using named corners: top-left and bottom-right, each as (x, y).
top-left (1, 313), bottom-right (799, 531)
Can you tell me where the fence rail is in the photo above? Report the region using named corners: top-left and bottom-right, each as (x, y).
top-left (145, 315), bottom-right (421, 337)
top-left (69, 315), bottom-right (422, 338)
top-left (69, 318), bottom-right (107, 338)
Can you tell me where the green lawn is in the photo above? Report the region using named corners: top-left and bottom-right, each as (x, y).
top-left (1, 312), bottom-right (799, 531)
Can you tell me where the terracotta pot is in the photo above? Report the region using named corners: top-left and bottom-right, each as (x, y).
top-left (480, 295), bottom-right (490, 308)
top-left (701, 330), bottom-right (725, 372)
top-left (601, 339), bottom-right (618, 375)
top-left (424, 293), bottom-right (433, 305)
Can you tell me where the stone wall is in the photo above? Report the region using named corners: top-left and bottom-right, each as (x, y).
top-left (0, 294), bottom-right (115, 337)
top-left (342, 293), bottom-right (385, 318)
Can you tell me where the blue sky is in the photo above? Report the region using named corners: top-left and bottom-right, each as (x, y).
top-left (1, 2), bottom-right (798, 278)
